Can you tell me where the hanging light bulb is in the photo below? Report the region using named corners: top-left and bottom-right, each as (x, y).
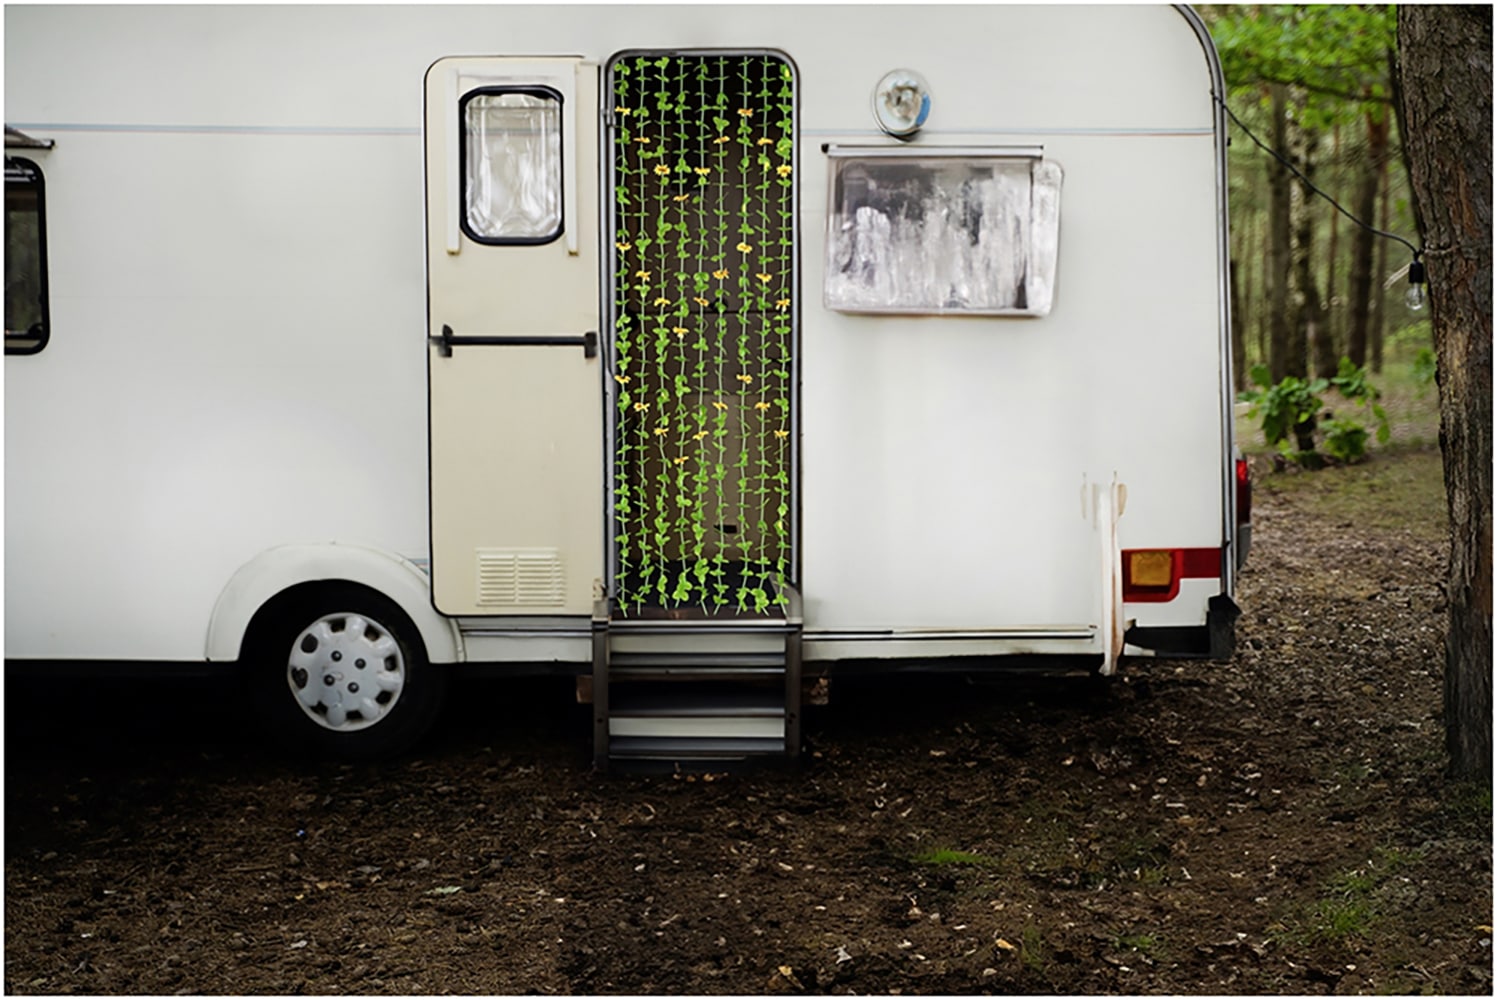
top-left (1405, 257), bottom-right (1427, 312)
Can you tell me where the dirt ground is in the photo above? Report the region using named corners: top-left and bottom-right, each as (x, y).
top-left (5, 445), bottom-right (1491, 995)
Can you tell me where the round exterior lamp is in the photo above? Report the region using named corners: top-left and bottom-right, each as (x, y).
top-left (872, 69), bottom-right (931, 138)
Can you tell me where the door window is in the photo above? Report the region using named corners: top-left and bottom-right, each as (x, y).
top-left (5, 156), bottom-right (49, 354)
top-left (461, 87), bottom-right (564, 244)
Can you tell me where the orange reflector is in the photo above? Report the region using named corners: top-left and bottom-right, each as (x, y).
top-left (1128, 550), bottom-right (1174, 587)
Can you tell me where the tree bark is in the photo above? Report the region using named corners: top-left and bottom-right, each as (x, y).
top-left (1397, 5), bottom-right (1493, 780)
top-left (1346, 109), bottom-right (1389, 369)
top-left (1369, 149), bottom-right (1390, 373)
top-left (1267, 85), bottom-right (1295, 382)
top-left (1230, 258), bottom-right (1246, 392)
top-left (1327, 123), bottom-right (1342, 354)
top-left (1292, 110), bottom-right (1335, 381)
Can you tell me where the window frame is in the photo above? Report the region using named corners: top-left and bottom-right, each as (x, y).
top-left (5, 155), bottom-right (50, 355)
top-left (822, 147), bottom-right (1063, 318)
top-left (457, 84), bottom-right (566, 247)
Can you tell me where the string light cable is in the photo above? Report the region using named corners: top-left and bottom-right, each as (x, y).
top-left (1214, 93), bottom-right (1427, 311)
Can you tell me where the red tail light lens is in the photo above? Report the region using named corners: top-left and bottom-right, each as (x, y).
top-left (1236, 457), bottom-right (1252, 525)
top-left (1122, 548), bottom-right (1222, 602)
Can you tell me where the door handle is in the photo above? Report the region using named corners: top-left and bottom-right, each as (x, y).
top-left (430, 324), bottom-right (597, 359)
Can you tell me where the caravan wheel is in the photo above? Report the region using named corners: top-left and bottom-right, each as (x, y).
top-left (251, 586), bottom-right (446, 759)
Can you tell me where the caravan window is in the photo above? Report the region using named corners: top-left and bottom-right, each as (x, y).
top-left (461, 87), bottom-right (564, 244)
top-left (824, 152), bottom-right (1062, 317)
top-left (5, 157), bottom-right (49, 354)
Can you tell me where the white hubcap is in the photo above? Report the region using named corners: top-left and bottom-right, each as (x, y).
top-left (286, 612), bottom-right (405, 732)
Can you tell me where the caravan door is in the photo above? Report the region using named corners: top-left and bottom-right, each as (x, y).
top-left (424, 57), bottom-right (603, 616)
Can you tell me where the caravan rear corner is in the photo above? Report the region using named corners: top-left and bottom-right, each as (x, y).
top-left (4, 4), bottom-right (1248, 764)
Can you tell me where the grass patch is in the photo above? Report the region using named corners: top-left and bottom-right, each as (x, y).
top-left (1254, 445), bottom-right (1447, 543)
top-left (1443, 779), bottom-right (1493, 830)
top-left (1020, 919), bottom-right (1048, 972)
top-left (1114, 931), bottom-right (1160, 956)
top-left (911, 846), bottom-right (1000, 868)
top-left (1279, 846), bottom-right (1428, 946)
top-left (1308, 895), bottom-right (1376, 941)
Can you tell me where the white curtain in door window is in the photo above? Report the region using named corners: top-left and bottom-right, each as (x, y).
top-left (464, 91), bottom-right (562, 241)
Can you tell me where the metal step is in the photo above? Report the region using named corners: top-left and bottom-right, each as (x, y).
top-left (609, 735), bottom-right (788, 759)
top-left (610, 650), bottom-right (787, 681)
top-left (610, 690), bottom-right (787, 717)
top-left (593, 589), bottom-right (803, 769)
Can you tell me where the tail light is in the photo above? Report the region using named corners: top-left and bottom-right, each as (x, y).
top-left (1122, 548), bottom-right (1222, 602)
top-left (1236, 457), bottom-right (1252, 525)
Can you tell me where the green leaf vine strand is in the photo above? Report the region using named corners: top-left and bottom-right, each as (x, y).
top-left (611, 53), bottom-right (794, 615)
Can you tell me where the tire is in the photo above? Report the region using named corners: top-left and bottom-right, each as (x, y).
top-left (247, 584), bottom-right (447, 760)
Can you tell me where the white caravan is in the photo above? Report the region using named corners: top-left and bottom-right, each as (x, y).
top-left (5, 4), bottom-right (1249, 764)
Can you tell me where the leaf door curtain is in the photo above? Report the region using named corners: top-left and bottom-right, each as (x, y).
top-left (611, 53), bottom-right (795, 615)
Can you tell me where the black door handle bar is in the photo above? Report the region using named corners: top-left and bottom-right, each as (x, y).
top-left (430, 324), bottom-right (597, 359)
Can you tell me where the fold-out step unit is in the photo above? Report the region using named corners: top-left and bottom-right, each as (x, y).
top-left (591, 589), bottom-right (803, 769)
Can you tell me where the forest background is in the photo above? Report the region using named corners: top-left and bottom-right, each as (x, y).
top-left (1203, 5), bottom-right (1434, 466)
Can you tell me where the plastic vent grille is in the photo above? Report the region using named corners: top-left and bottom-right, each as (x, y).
top-left (475, 548), bottom-right (566, 607)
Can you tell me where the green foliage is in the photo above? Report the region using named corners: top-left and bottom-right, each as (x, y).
top-left (1239, 358), bottom-right (1389, 465)
top-left (1240, 364), bottom-right (1327, 459)
top-left (1206, 5), bottom-right (1395, 123)
top-left (1322, 418), bottom-right (1370, 463)
top-left (1411, 347), bottom-right (1436, 390)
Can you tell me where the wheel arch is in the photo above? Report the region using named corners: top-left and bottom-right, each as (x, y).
top-left (207, 544), bottom-right (462, 664)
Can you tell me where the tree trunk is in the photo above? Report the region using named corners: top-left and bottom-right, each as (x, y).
top-left (1369, 149), bottom-right (1390, 373)
top-left (1267, 85), bottom-right (1294, 382)
top-left (1230, 258), bottom-right (1246, 392)
top-left (1292, 110), bottom-right (1334, 381)
top-left (1346, 110), bottom-right (1389, 369)
top-left (1326, 123), bottom-right (1342, 354)
top-left (1397, 5), bottom-right (1493, 781)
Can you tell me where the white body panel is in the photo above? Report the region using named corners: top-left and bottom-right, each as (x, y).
top-left (4, 5), bottom-right (1232, 665)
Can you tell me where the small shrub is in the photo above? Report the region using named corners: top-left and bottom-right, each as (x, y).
top-left (1239, 357), bottom-right (1389, 466)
